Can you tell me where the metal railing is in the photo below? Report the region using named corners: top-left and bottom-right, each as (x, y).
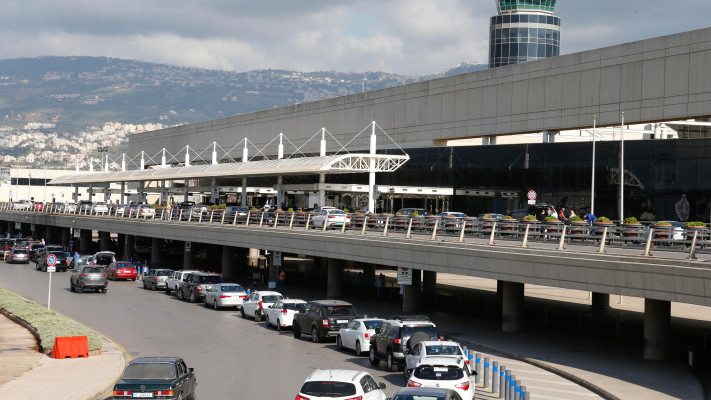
top-left (1, 203), bottom-right (708, 259)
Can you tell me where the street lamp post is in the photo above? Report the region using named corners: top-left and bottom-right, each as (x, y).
top-left (619, 112), bottom-right (625, 221)
top-left (591, 115), bottom-right (596, 215)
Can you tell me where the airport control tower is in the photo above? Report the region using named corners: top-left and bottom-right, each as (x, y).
top-left (489, 1), bottom-right (561, 68)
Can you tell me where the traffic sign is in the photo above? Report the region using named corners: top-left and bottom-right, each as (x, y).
top-left (46, 266), bottom-right (56, 273)
top-left (397, 267), bottom-right (412, 285)
top-left (527, 190), bottom-right (537, 201)
top-left (47, 254), bottom-right (57, 267)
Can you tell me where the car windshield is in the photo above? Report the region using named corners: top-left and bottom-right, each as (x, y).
top-left (363, 320), bottom-right (383, 330)
top-left (414, 365), bottom-right (465, 381)
top-left (82, 267), bottom-right (105, 274)
top-left (262, 295), bottom-right (283, 302)
top-left (199, 275), bottom-right (222, 284)
top-left (156, 270), bottom-right (173, 276)
top-left (325, 305), bottom-right (356, 316)
top-left (284, 303), bottom-right (306, 312)
top-left (402, 326), bottom-right (439, 338)
top-left (122, 363), bottom-right (176, 380)
top-left (300, 381), bottom-right (357, 396)
top-left (221, 285), bottom-right (245, 292)
top-left (425, 345), bottom-right (462, 356)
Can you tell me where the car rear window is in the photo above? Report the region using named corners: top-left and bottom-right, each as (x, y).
top-left (82, 267), bottom-right (105, 274)
top-left (325, 305), bottom-right (356, 316)
top-left (402, 325), bottom-right (439, 338)
top-left (94, 255), bottom-right (114, 265)
top-left (115, 262), bottom-right (133, 268)
top-left (221, 285), bottom-right (245, 292)
top-left (363, 320), bottom-right (383, 330)
top-left (262, 295), bottom-right (283, 302)
top-left (414, 365), bottom-right (465, 381)
top-left (300, 381), bottom-right (356, 396)
top-left (122, 363), bottom-right (175, 379)
top-left (425, 345), bottom-right (462, 356)
top-left (284, 303), bottom-right (306, 312)
top-left (13, 250), bottom-right (28, 254)
top-left (156, 270), bottom-right (173, 276)
top-left (199, 275), bottom-right (222, 284)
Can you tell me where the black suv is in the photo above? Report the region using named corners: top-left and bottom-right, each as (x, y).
top-left (369, 315), bottom-right (440, 372)
top-left (35, 250), bottom-right (70, 272)
top-left (293, 300), bottom-right (358, 343)
top-left (178, 272), bottom-right (222, 303)
top-left (28, 243), bottom-right (45, 262)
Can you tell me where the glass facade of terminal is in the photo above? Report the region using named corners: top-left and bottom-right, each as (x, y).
top-left (349, 138), bottom-right (711, 222)
top-left (489, 0), bottom-right (561, 68)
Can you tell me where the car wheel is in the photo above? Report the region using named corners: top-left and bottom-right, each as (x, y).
top-left (70, 282), bottom-right (75, 292)
top-left (311, 327), bottom-right (320, 343)
top-left (356, 341), bottom-right (362, 356)
top-left (101, 288), bottom-right (106, 294)
top-left (277, 320), bottom-right (283, 332)
top-left (265, 317), bottom-right (271, 328)
top-left (369, 347), bottom-right (379, 366)
top-left (293, 324), bottom-right (301, 338)
top-left (254, 311), bottom-right (261, 322)
top-left (177, 289), bottom-right (184, 300)
top-left (152, 282), bottom-right (157, 291)
top-left (240, 308), bottom-right (246, 318)
top-left (189, 291), bottom-right (196, 303)
top-left (132, 278), bottom-right (136, 281)
top-left (213, 300), bottom-right (219, 310)
top-left (142, 281), bottom-right (147, 289)
top-left (403, 367), bottom-right (410, 380)
top-left (165, 287), bottom-right (171, 295)
top-left (336, 335), bottom-right (343, 351)
top-left (95, 288), bottom-right (100, 293)
top-left (387, 351), bottom-right (399, 372)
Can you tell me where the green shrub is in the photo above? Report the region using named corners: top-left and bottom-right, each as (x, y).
top-left (482, 214), bottom-right (492, 219)
top-left (623, 217), bottom-right (639, 224)
top-left (654, 221), bottom-right (671, 226)
top-left (523, 215), bottom-right (537, 221)
top-left (503, 215), bottom-right (514, 220)
top-left (0, 287), bottom-right (102, 353)
top-left (684, 221), bottom-right (706, 227)
top-left (544, 216), bottom-right (558, 222)
top-left (569, 215), bottom-right (583, 222)
top-left (596, 216), bottom-right (612, 223)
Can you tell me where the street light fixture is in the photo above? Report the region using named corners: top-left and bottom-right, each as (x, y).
top-left (97, 146), bottom-right (109, 172)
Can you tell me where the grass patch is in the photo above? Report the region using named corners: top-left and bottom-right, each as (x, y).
top-left (0, 287), bottom-right (102, 352)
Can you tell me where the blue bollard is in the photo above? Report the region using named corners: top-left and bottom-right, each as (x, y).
top-left (492, 361), bottom-right (499, 396)
top-left (475, 353), bottom-right (482, 384)
top-left (514, 379), bottom-right (521, 400)
top-left (509, 375), bottom-right (516, 400)
top-left (499, 366), bottom-right (506, 398)
top-left (505, 371), bottom-right (511, 400)
top-left (484, 357), bottom-right (490, 389)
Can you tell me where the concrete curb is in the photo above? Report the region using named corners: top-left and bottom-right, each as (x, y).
top-left (450, 334), bottom-right (621, 400)
top-left (0, 308), bottom-right (43, 351)
top-left (86, 332), bottom-right (128, 400)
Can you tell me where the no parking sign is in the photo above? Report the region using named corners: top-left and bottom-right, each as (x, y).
top-left (397, 267), bottom-right (412, 285)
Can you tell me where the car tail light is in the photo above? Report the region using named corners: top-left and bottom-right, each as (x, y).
top-left (394, 338), bottom-right (402, 344)
top-left (295, 395), bottom-right (309, 400)
top-left (364, 333), bottom-right (370, 339)
top-left (240, 295), bottom-right (248, 299)
top-left (455, 381), bottom-right (470, 391)
top-left (113, 390), bottom-right (132, 395)
top-left (343, 397), bottom-right (362, 400)
top-left (197, 286), bottom-right (202, 291)
top-left (322, 319), bottom-right (329, 327)
top-left (282, 308), bottom-right (288, 315)
top-left (220, 295), bottom-right (231, 298)
top-left (154, 390), bottom-right (174, 396)
top-left (407, 380), bottom-right (422, 387)
top-left (328, 216), bottom-right (336, 219)
top-left (80, 274), bottom-right (87, 277)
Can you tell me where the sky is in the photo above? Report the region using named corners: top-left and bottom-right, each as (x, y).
top-left (0, 0), bottom-right (708, 76)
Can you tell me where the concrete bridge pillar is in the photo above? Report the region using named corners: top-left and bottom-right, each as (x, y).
top-left (183, 241), bottom-right (194, 269)
top-left (99, 231), bottom-right (111, 251)
top-left (326, 259), bottom-right (343, 299)
top-left (222, 246), bottom-right (237, 281)
top-left (61, 228), bottom-right (70, 249)
top-left (644, 298), bottom-right (670, 360)
top-left (7, 221), bottom-right (13, 236)
top-left (423, 270), bottom-right (437, 305)
top-left (402, 269), bottom-right (422, 313)
top-left (124, 235), bottom-right (134, 260)
top-left (116, 234), bottom-right (125, 258)
top-left (501, 281), bottom-right (524, 332)
top-left (151, 237), bottom-right (163, 267)
top-left (43, 225), bottom-right (52, 243)
top-left (591, 292), bottom-right (610, 312)
top-left (79, 229), bottom-right (93, 254)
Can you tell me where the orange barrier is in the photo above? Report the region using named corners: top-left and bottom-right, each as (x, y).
top-left (50, 336), bottom-right (89, 359)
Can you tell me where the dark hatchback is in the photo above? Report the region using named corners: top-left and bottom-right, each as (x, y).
top-left (112, 357), bottom-right (197, 400)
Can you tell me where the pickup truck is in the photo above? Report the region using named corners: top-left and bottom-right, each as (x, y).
top-left (165, 270), bottom-right (198, 296)
top-left (292, 300), bottom-right (358, 343)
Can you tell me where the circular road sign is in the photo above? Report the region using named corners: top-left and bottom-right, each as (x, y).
top-left (401, 267), bottom-right (408, 272)
top-left (527, 190), bottom-right (537, 201)
top-left (47, 254), bottom-right (57, 267)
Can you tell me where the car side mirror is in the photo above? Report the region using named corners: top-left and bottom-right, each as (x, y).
top-left (379, 382), bottom-right (387, 389)
top-left (188, 368), bottom-right (194, 374)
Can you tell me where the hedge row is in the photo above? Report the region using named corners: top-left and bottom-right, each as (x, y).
top-left (0, 287), bottom-right (102, 352)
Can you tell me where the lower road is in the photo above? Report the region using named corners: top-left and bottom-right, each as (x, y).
top-left (1, 260), bottom-right (471, 399)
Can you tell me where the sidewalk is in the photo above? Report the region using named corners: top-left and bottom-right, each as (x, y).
top-left (0, 314), bottom-right (125, 400)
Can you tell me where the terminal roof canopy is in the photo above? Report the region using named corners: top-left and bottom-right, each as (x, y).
top-left (49, 153), bottom-right (409, 185)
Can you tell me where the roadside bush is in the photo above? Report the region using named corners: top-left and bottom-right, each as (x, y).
top-left (0, 287), bottom-right (102, 353)
top-left (569, 215), bottom-right (583, 222)
top-left (596, 216), bottom-right (612, 223)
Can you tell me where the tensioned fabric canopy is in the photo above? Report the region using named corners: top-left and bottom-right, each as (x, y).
top-left (50, 153), bottom-right (409, 185)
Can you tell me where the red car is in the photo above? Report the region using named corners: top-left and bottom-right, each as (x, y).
top-left (107, 261), bottom-right (138, 281)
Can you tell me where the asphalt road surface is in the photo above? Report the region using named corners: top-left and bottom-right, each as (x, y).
top-left (0, 260), bottom-right (487, 399)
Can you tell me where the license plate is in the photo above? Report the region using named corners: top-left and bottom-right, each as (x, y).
top-left (133, 393), bottom-right (153, 398)
top-left (90, 275), bottom-right (100, 280)
top-left (337, 320), bottom-right (348, 324)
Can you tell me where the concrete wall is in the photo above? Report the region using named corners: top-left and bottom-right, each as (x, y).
top-left (130, 28), bottom-right (711, 158)
top-left (4, 210), bottom-right (711, 307)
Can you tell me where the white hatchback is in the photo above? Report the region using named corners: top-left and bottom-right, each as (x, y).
top-left (404, 340), bottom-right (467, 379)
top-left (265, 299), bottom-right (306, 330)
top-left (312, 208), bottom-right (351, 228)
top-left (407, 357), bottom-right (475, 400)
top-left (241, 290), bottom-right (283, 321)
top-left (337, 318), bottom-right (384, 356)
top-left (296, 369), bottom-right (387, 400)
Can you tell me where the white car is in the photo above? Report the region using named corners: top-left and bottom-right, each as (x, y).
top-left (13, 200), bottom-right (30, 210)
top-left (65, 203), bottom-right (78, 213)
top-left (296, 369), bottom-right (387, 400)
top-left (407, 357), bottom-right (475, 400)
top-left (241, 290), bottom-right (283, 321)
top-left (265, 299), bottom-right (307, 330)
top-left (404, 340), bottom-right (467, 379)
top-left (204, 283), bottom-right (248, 310)
top-left (312, 208), bottom-right (351, 228)
top-left (92, 201), bottom-right (109, 214)
top-left (138, 204), bottom-right (156, 218)
top-left (337, 318), bottom-right (384, 356)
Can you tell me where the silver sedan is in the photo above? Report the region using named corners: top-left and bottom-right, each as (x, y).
top-left (204, 283), bottom-right (248, 310)
top-left (142, 268), bottom-right (174, 291)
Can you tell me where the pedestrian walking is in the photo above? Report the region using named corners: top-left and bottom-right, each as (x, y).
top-left (375, 273), bottom-right (385, 301)
top-left (354, 272), bottom-right (364, 300)
top-left (73, 251), bottom-right (80, 269)
top-left (276, 269), bottom-right (286, 293)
